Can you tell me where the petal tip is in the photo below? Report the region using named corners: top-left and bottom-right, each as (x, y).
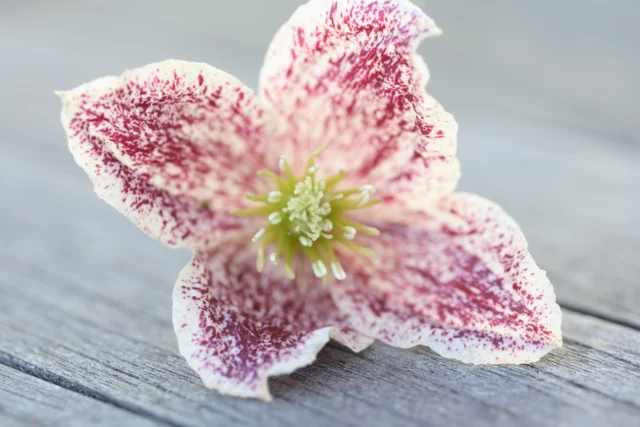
top-left (199, 376), bottom-right (274, 402)
top-left (172, 254), bottom-right (366, 401)
top-left (428, 25), bottom-right (443, 37)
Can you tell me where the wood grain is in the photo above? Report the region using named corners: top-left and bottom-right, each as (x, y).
top-left (0, 365), bottom-right (159, 427)
top-left (0, 0), bottom-right (638, 425)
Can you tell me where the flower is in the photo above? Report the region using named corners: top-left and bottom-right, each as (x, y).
top-left (58, 0), bottom-right (562, 401)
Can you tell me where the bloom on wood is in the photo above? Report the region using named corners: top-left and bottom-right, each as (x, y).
top-left (59, 0), bottom-right (562, 400)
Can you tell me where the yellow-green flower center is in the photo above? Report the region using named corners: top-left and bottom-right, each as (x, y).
top-left (233, 147), bottom-right (379, 281)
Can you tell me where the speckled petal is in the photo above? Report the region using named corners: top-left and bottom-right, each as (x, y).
top-left (60, 96), bottom-right (244, 249)
top-left (173, 242), bottom-right (373, 400)
top-left (60, 60), bottom-right (274, 213)
top-left (260, 0), bottom-right (459, 208)
top-left (332, 193), bottom-right (562, 364)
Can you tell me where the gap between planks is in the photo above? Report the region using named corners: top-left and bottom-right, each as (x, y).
top-left (0, 353), bottom-right (184, 427)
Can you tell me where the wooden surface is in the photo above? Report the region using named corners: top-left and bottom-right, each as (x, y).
top-left (1, 0), bottom-right (639, 426)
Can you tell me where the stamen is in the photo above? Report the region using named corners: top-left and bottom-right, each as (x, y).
top-left (324, 169), bottom-right (346, 188)
top-left (299, 236), bottom-right (312, 247)
top-left (356, 192), bottom-right (370, 208)
top-left (359, 184), bottom-right (375, 193)
top-left (325, 193), bottom-right (343, 202)
top-left (353, 199), bottom-right (380, 209)
top-left (268, 211), bottom-right (283, 225)
top-left (270, 234), bottom-right (285, 266)
top-left (257, 232), bottom-right (277, 272)
top-left (234, 147), bottom-right (380, 280)
top-left (256, 246), bottom-right (265, 272)
top-left (331, 261), bottom-right (346, 280)
top-left (343, 226), bottom-right (357, 240)
top-left (269, 251), bottom-right (279, 265)
top-left (319, 240), bottom-right (346, 281)
top-left (311, 260), bottom-right (327, 278)
top-left (335, 237), bottom-right (375, 257)
top-left (257, 170), bottom-right (288, 189)
top-left (283, 244), bottom-right (296, 279)
top-left (334, 198), bottom-right (381, 211)
top-left (245, 193), bottom-right (267, 202)
top-left (340, 188), bottom-right (365, 197)
top-left (268, 191), bottom-right (282, 203)
top-left (252, 228), bottom-right (266, 243)
top-left (305, 145), bottom-right (328, 170)
top-left (342, 220), bottom-right (380, 236)
top-left (232, 206), bottom-right (274, 216)
top-left (284, 264), bottom-right (295, 279)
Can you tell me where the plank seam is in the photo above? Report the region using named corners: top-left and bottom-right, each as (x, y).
top-left (0, 351), bottom-right (186, 427)
top-left (557, 302), bottom-right (640, 331)
top-left (532, 366), bottom-right (640, 411)
top-left (563, 338), bottom-right (640, 368)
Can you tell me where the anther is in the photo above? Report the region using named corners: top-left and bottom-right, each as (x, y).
top-left (343, 226), bottom-right (357, 240)
top-left (299, 236), bottom-right (312, 247)
top-left (269, 252), bottom-right (279, 265)
top-left (356, 192), bottom-right (370, 208)
top-left (320, 219), bottom-right (333, 232)
top-left (331, 261), bottom-right (346, 280)
top-left (268, 211), bottom-right (282, 225)
top-left (252, 228), bottom-right (266, 243)
top-left (268, 191), bottom-right (282, 203)
top-left (312, 260), bottom-right (327, 278)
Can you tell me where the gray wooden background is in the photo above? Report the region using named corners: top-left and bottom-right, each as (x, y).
top-left (1, 0), bottom-right (639, 426)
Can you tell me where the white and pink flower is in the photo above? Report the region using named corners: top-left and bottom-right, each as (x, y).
top-left (58, 0), bottom-right (561, 401)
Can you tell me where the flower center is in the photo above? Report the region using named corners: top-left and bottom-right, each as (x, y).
top-left (232, 146), bottom-right (379, 282)
top-left (285, 176), bottom-right (331, 242)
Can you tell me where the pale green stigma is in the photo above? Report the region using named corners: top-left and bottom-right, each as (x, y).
top-left (285, 176), bottom-right (331, 241)
top-left (233, 146), bottom-right (380, 282)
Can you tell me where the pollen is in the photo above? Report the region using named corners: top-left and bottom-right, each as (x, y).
top-left (232, 146), bottom-right (380, 282)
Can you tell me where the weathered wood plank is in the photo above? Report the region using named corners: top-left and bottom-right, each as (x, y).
top-left (423, 0), bottom-right (640, 139)
top-left (0, 364), bottom-right (160, 427)
top-left (0, 0), bottom-right (639, 425)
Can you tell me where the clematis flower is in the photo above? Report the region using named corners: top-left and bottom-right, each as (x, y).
top-left (58, 0), bottom-right (562, 401)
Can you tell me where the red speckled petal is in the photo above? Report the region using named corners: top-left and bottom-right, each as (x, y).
top-left (60, 60), bottom-right (275, 212)
top-left (173, 242), bottom-right (373, 400)
top-left (260, 0), bottom-right (459, 208)
top-left (332, 193), bottom-right (562, 364)
top-left (59, 75), bottom-right (246, 250)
